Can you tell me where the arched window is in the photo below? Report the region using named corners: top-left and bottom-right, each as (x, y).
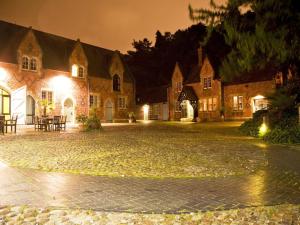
top-left (22, 56), bottom-right (29, 70)
top-left (113, 74), bottom-right (120, 91)
top-left (30, 58), bottom-right (37, 71)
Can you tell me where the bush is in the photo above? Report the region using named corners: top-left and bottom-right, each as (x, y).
top-left (85, 109), bottom-right (102, 131)
top-left (239, 110), bottom-right (265, 137)
top-left (263, 125), bottom-right (300, 143)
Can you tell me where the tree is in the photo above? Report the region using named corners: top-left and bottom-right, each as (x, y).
top-left (189, 0), bottom-right (300, 82)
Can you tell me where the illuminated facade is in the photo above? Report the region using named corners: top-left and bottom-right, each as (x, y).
top-left (0, 20), bottom-right (134, 124)
top-left (137, 47), bottom-right (278, 122)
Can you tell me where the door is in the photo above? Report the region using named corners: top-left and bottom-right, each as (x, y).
top-left (11, 86), bottom-right (26, 124)
top-left (64, 98), bottom-right (74, 123)
top-left (26, 95), bottom-right (35, 124)
top-left (105, 99), bottom-right (113, 122)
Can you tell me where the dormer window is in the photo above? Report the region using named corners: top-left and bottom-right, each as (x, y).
top-left (113, 74), bottom-right (120, 91)
top-left (203, 77), bottom-right (212, 89)
top-left (71, 64), bottom-right (85, 78)
top-left (22, 56), bottom-right (37, 71)
top-left (22, 56), bottom-right (29, 70)
top-left (30, 58), bottom-right (37, 71)
top-left (78, 66), bottom-right (84, 78)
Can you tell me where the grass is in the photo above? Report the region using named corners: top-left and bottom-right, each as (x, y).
top-left (0, 121), bottom-right (268, 178)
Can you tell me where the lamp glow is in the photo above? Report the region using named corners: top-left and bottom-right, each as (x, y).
top-left (72, 64), bottom-right (78, 77)
top-left (0, 68), bottom-right (7, 81)
top-left (259, 123), bottom-right (268, 137)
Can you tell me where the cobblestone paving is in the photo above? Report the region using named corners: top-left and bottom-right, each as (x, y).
top-left (0, 145), bottom-right (300, 214)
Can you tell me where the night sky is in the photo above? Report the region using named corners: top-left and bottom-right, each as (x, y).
top-left (0, 0), bottom-right (225, 53)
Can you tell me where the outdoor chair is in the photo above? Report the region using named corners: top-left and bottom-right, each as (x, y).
top-left (59, 115), bottom-right (67, 130)
top-left (0, 116), bottom-right (4, 135)
top-left (53, 116), bottom-right (61, 131)
top-left (5, 114), bottom-right (18, 133)
top-left (34, 116), bottom-right (46, 131)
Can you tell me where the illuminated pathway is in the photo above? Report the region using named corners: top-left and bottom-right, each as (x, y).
top-left (0, 146), bottom-right (300, 213)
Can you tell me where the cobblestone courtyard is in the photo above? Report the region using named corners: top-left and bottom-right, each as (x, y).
top-left (0, 122), bottom-right (300, 220)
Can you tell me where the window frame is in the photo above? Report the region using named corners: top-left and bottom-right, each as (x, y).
top-left (22, 56), bottom-right (29, 70)
top-left (30, 57), bottom-right (37, 71)
top-left (233, 95), bottom-right (243, 111)
top-left (118, 96), bottom-right (127, 109)
top-left (89, 93), bottom-right (100, 108)
top-left (203, 77), bottom-right (212, 89)
top-left (41, 89), bottom-right (54, 106)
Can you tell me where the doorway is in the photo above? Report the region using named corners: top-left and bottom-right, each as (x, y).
top-left (63, 98), bottom-right (74, 123)
top-left (105, 99), bottom-right (113, 122)
top-left (26, 95), bottom-right (35, 124)
top-left (181, 100), bottom-right (194, 121)
top-left (0, 87), bottom-right (10, 120)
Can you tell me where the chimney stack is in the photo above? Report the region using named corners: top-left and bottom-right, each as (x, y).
top-left (198, 46), bottom-right (203, 67)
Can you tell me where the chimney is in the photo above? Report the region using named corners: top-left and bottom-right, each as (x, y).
top-left (198, 46), bottom-right (203, 67)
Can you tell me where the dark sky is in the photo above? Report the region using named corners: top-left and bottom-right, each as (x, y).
top-left (0, 0), bottom-right (225, 53)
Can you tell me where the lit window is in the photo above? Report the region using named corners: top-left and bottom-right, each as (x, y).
top-left (199, 99), bottom-right (203, 112)
top-left (203, 77), bottom-right (212, 89)
top-left (118, 96), bottom-right (126, 109)
top-left (212, 97), bottom-right (217, 111)
top-left (41, 90), bottom-right (53, 105)
top-left (113, 74), bottom-right (121, 91)
top-left (22, 56), bottom-right (29, 70)
top-left (153, 104), bottom-right (159, 116)
top-left (203, 98), bottom-right (207, 111)
top-left (89, 94), bottom-right (100, 108)
top-left (72, 64), bottom-right (78, 77)
top-left (78, 66), bottom-right (84, 78)
top-left (233, 96), bottom-right (243, 111)
top-left (30, 58), bottom-right (37, 71)
top-left (208, 98), bottom-right (213, 111)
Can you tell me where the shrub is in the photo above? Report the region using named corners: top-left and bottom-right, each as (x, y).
top-left (263, 125), bottom-right (300, 143)
top-left (85, 109), bottom-right (102, 131)
top-left (239, 110), bottom-right (265, 137)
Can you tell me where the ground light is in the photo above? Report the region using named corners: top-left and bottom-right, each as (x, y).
top-left (259, 123), bottom-right (269, 137)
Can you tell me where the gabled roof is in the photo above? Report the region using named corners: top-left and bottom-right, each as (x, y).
top-left (0, 20), bottom-right (133, 82)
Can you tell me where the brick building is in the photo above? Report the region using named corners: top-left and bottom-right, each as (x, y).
top-left (0, 20), bottom-right (134, 124)
top-left (138, 47), bottom-right (280, 122)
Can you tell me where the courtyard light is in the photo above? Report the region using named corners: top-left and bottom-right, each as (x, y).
top-left (259, 123), bottom-right (268, 137)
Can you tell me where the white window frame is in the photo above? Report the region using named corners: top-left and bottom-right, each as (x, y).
top-left (22, 55), bottom-right (29, 70)
top-left (212, 97), bottom-right (217, 111)
top-left (41, 89), bottom-right (54, 105)
top-left (89, 93), bottom-right (100, 108)
top-left (233, 95), bottom-right (243, 111)
top-left (203, 77), bottom-right (212, 89)
top-left (118, 96), bottom-right (127, 109)
top-left (78, 66), bottom-right (85, 78)
top-left (30, 57), bottom-right (37, 71)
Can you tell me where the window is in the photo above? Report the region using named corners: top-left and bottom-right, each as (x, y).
top-left (30, 58), bottom-right (37, 71)
top-left (175, 101), bottom-right (181, 112)
top-left (203, 77), bottom-right (212, 89)
top-left (176, 81), bottom-right (182, 93)
top-left (113, 74), bottom-right (121, 91)
top-left (233, 96), bottom-right (243, 111)
top-left (72, 64), bottom-right (78, 77)
top-left (212, 97), bottom-right (217, 111)
top-left (41, 90), bottom-right (53, 105)
top-left (208, 98), bottom-right (213, 111)
top-left (203, 98), bottom-right (207, 111)
top-left (153, 104), bottom-right (159, 116)
top-left (78, 66), bottom-right (84, 78)
top-left (89, 94), bottom-right (100, 108)
top-left (22, 56), bottom-right (38, 71)
top-left (200, 97), bottom-right (217, 112)
top-left (22, 56), bottom-right (29, 70)
top-left (118, 96), bottom-right (126, 109)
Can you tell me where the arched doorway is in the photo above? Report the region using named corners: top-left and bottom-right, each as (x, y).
top-left (26, 95), bottom-right (35, 124)
top-left (0, 87), bottom-right (10, 119)
top-left (105, 99), bottom-right (113, 122)
top-left (181, 100), bottom-right (194, 120)
top-left (63, 98), bottom-right (74, 123)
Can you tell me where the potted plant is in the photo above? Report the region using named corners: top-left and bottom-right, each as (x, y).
top-left (128, 112), bottom-right (136, 123)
